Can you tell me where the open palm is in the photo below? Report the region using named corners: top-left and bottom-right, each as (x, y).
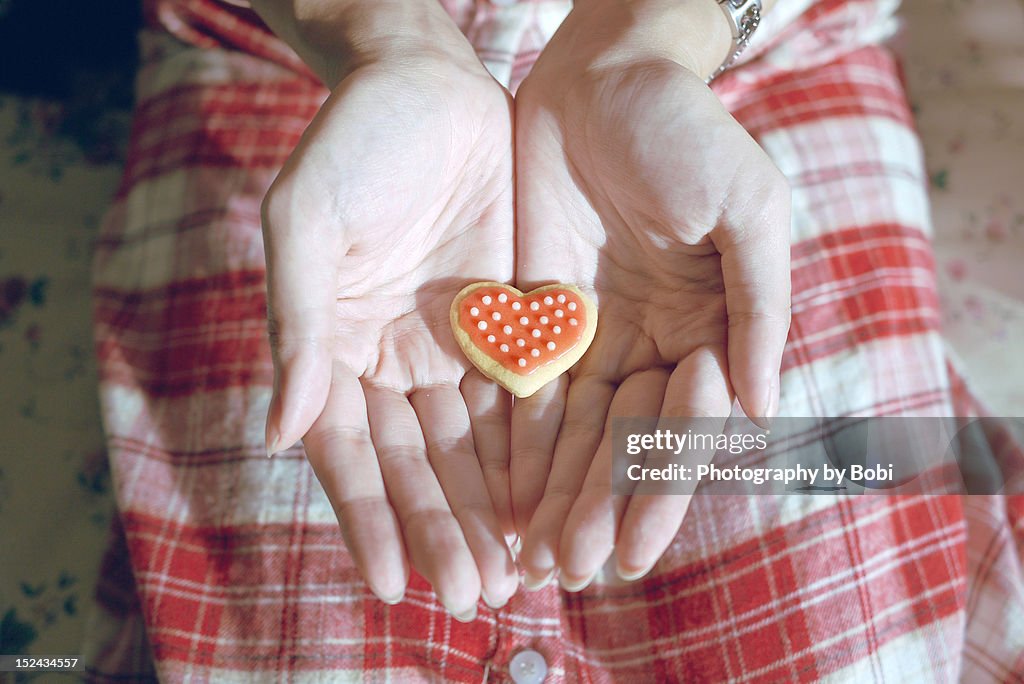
top-left (263, 57), bottom-right (518, 618)
top-left (512, 56), bottom-right (791, 590)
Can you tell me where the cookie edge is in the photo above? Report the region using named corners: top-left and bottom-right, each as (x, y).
top-left (450, 282), bottom-right (598, 398)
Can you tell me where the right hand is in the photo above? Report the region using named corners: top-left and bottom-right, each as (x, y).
top-left (261, 44), bottom-right (518, 619)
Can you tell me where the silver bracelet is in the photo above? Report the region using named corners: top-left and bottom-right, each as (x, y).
top-left (707, 0), bottom-right (762, 82)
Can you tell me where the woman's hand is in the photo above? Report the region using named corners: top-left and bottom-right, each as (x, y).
top-left (511, 0), bottom-right (791, 589)
top-left (259, 3), bottom-right (518, 619)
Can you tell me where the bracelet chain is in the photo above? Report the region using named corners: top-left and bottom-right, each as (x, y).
top-left (707, 0), bottom-right (762, 83)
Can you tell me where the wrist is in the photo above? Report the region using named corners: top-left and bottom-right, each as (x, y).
top-left (564, 0), bottom-right (762, 81)
top-left (251, 0), bottom-right (481, 87)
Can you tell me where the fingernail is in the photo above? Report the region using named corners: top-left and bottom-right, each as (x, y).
top-left (523, 570), bottom-right (555, 591)
top-left (764, 377), bottom-right (780, 422)
top-left (379, 590), bottom-right (405, 605)
top-left (266, 432), bottom-right (280, 458)
top-left (616, 562), bottom-right (655, 582)
top-left (558, 572), bottom-right (596, 593)
top-left (451, 605), bottom-right (478, 623)
top-left (481, 589), bottom-right (508, 611)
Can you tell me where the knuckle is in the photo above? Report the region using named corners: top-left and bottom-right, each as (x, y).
top-left (559, 416), bottom-right (601, 441)
top-left (449, 498), bottom-right (496, 523)
top-left (266, 329), bottom-right (330, 358)
top-left (424, 436), bottom-right (477, 464)
top-left (333, 494), bottom-right (390, 524)
top-left (260, 182), bottom-right (285, 234)
top-left (471, 411), bottom-right (509, 432)
top-left (310, 425), bottom-right (373, 455)
top-left (661, 404), bottom-right (728, 421)
top-left (513, 444), bottom-right (554, 464)
top-left (377, 443), bottom-right (428, 466)
top-left (728, 309), bottom-right (790, 326)
top-left (543, 481), bottom-right (582, 503)
top-left (401, 507), bottom-right (456, 538)
top-left (479, 458), bottom-right (510, 478)
top-left (727, 163), bottom-right (791, 238)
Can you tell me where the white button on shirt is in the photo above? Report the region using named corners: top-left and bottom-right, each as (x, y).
top-left (509, 649), bottom-right (548, 684)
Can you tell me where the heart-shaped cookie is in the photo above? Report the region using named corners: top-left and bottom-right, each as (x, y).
top-left (450, 282), bottom-right (597, 398)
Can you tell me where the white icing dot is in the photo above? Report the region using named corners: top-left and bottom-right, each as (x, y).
top-left (503, 325), bottom-right (513, 335)
top-left (569, 318), bottom-right (578, 326)
top-left (487, 334), bottom-right (496, 343)
top-left (540, 316), bottom-right (549, 324)
top-left (512, 301), bottom-right (521, 311)
top-left (554, 310), bottom-right (564, 318)
top-left (516, 339), bottom-right (526, 347)
top-left (543, 296), bottom-right (554, 305)
top-left (478, 321), bottom-right (487, 330)
top-left (492, 312), bottom-right (501, 321)
top-left (531, 349), bottom-right (540, 358)
top-left (470, 307), bottom-right (480, 316)
top-left (518, 358), bottom-right (527, 367)
top-left (553, 325), bottom-right (561, 334)
top-left (557, 294), bottom-right (566, 304)
top-left (568, 302), bottom-right (577, 311)
top-left (500, 343), bottom-right (510, 352)
top-left (531, 329), bottom-right (541, 338)
top-left (498, 293), bottom-right (508, 303)
top-left (519, 316), bottom-right (529, 325)
top-left (482, 295), bottom-right (492, 305)
top-left (547, 341), bottom-right (556, 351)
top-left (529, 302), bottom-right (540, 311)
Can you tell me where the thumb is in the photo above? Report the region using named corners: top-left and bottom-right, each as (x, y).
top-left (712, 171), bottom-right (791, 428)
top-left (262, 188), bottom-right (340, 456)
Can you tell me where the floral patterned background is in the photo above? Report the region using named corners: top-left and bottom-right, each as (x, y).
top-left (898, 0), bottom-right (1024, 415)
top-left (0, 95), bottom-right (129, 662)
top-left (0, 0), bottom-right (1021, 666)
top-left (0, 0), bottom-right (138, 665)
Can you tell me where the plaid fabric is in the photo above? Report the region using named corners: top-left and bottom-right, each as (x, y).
top-left (84, 0), bottom-right (1024, 681)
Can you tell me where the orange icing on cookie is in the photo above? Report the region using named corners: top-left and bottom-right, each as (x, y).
top-left (457, 286), bottom-right (587, 375)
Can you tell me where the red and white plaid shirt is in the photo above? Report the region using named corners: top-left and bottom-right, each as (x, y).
top-left (83, 0), bottom-right (1024, 681)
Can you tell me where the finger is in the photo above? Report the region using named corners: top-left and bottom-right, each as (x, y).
top-left (363, 384), bottom-right (481, 621)
top-left (518, 374), bottom-right (614, 588)
top-left (711, 168), bottom-right (791, 428)
top-left (410, 384), bottom-right (518, 610)
top-left (461, 370), bottom-right (516, 546)
top-left (615, 347), bottom-right (732, 581)
top-left (303, 364), bottom-right (408, 603)
top-left (558, 369), bottom-right (670, 591)
top-left (261, 186), bottom-right (340, 455)
top-left (509, 374), bottom-right (568, 537)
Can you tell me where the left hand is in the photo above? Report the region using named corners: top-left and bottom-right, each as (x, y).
top-left (510, 0), bottom-right (792, 590)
